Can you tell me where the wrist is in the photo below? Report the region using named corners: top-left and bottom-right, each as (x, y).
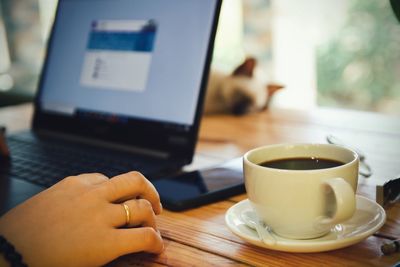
top-left (0, 236), bottom-right (27, 267)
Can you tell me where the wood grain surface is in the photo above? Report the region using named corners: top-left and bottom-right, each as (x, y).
top-left (1, 104), bottom-right (399, 266)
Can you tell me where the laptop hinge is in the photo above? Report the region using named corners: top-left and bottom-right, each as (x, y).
top-left (34, 129), bottom-right (170, 159)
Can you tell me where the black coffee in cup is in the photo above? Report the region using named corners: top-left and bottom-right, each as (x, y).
top-left (259, 157), bottom-right (344, 170)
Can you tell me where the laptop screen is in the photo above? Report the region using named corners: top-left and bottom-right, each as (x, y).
top-left (38, 0), bottom-right (217, 127)
top-left (34, 0), bottom-right (221, 161)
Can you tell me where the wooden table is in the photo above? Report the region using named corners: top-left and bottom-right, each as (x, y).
top-left (1, 104), bottom-right (399, 266)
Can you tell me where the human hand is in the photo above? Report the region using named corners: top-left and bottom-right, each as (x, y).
top-left (0, 171), bottom-right (164, 267)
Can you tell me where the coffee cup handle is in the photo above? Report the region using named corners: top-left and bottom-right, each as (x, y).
top-left (320, 177), bottom-right (356, 225)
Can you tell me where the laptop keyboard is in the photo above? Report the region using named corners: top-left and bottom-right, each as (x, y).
top-left (2, 133), bottom-right (162, 187)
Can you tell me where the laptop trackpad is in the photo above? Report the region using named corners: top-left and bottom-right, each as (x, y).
top-left (0, 178), bottom-right (45, 215)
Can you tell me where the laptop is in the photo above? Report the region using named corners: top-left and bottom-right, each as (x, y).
top-left (0, 0), bottom-right (222, 214)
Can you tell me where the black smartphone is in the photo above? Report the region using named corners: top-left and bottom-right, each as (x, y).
top-left (152, 158), bottom-right (244, 211)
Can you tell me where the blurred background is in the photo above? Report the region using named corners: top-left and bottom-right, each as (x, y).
top-left (0, 0), bottom-right (399, 115)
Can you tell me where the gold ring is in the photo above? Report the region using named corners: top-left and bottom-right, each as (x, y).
top-left (122, 203), bottom-right (130, 226)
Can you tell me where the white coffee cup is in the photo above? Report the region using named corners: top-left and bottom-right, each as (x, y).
top-left (243, 143), bottom-right (359, 240)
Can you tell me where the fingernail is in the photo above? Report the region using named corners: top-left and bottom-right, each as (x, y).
top-left (158, 203), bottom-right (163, 214)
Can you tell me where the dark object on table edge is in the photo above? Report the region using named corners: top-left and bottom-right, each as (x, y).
top-left (376, 176), bottom-right (400, 207)
top-left (0, 127), bottom-right (10, 158)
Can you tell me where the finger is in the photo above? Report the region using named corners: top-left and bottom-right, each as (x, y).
top-left (76, 173), bottom-right (109, 185)
top-left (111, 199), bottom-right (157, 229)
top-left (102, 171), bottom-right (162, 214)
top-left (112, 227), bottom-right (164, 255)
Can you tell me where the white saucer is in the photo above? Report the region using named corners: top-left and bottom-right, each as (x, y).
top-left (225, 195), bottom-right (386, 253)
